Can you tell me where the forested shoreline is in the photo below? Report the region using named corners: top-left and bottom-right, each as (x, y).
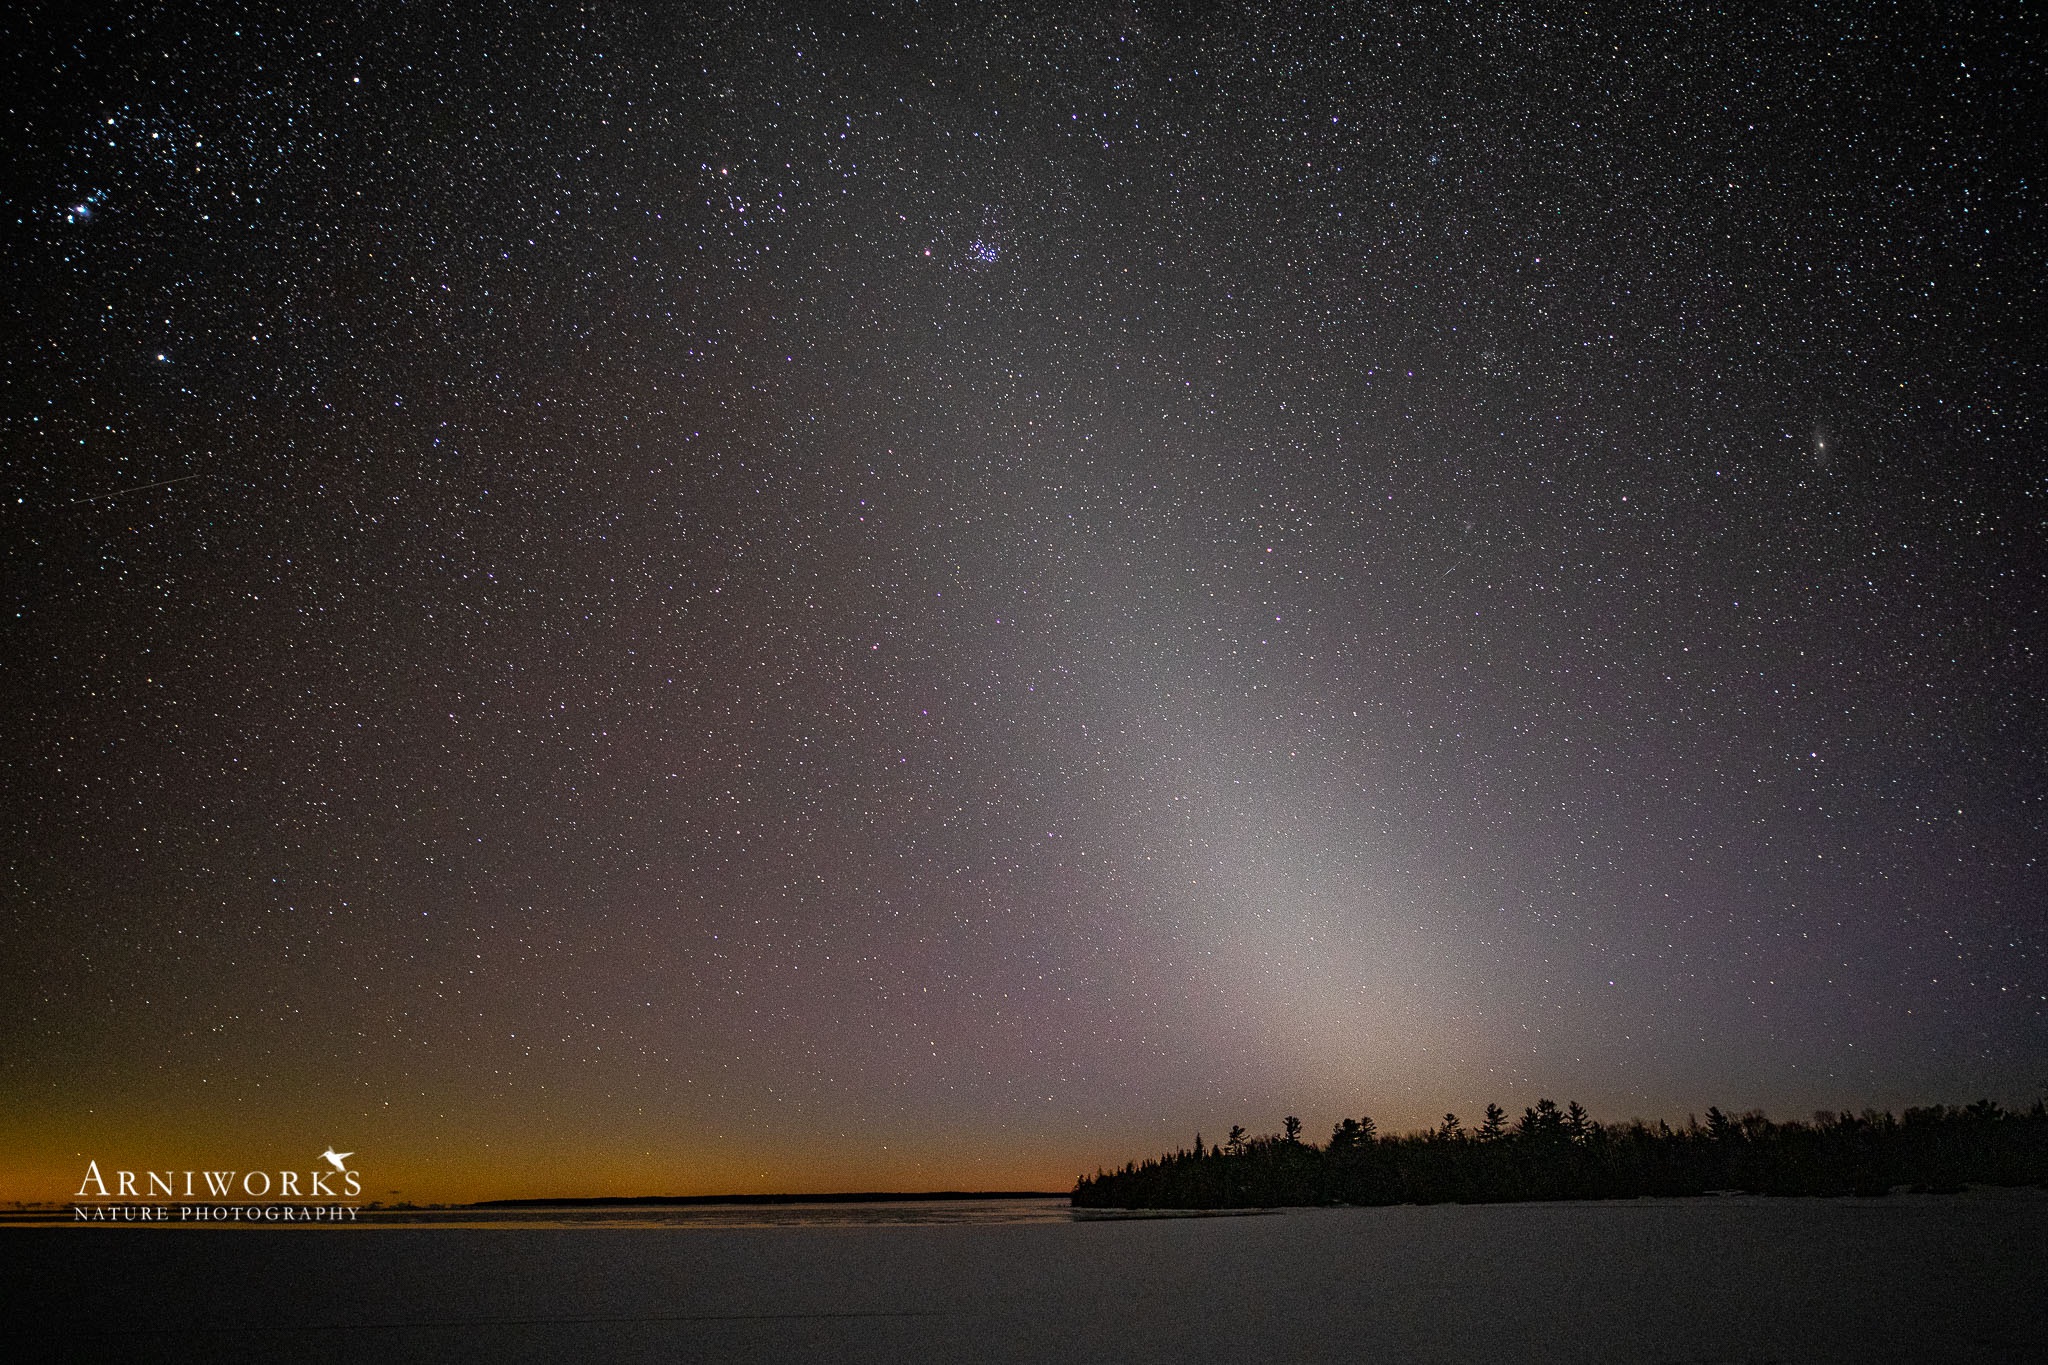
top-left (1072, 1099), bottom-right (2048, 1208)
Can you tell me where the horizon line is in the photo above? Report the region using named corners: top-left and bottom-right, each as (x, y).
top-left (465, 1189), bottom-right (1069, 1209)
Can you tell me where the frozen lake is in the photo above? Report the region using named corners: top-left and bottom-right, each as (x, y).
top-left (7, 1189), bottom-right (2044, 1362)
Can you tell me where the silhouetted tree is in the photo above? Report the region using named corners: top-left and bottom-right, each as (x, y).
top-left (1479, 1103), bottom-right (1508, 1141)
top-left (1283, 1115), bottom-right (1304, 1144)
top-left (1519, 1098), bottom-right (1566, 1142)
top-left (1225, 1124), bottom-right (1248, 1155)
top-left (1438, 1113), bottom-right (1464, 1141)
top-left (1565, 1101), bottom-right (1590, 1142)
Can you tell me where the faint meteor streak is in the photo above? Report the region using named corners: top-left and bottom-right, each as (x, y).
top-left (66, 472), bottom-right (206, 506)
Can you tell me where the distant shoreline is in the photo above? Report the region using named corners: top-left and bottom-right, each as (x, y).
top-left (466, 1190), bottom-right (1068, 1208)
top-left (0, 1191), bottom-right (1071, 1219)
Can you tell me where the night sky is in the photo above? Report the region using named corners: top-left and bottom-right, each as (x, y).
top-left (4, 3), bottom-right (2042, 1204)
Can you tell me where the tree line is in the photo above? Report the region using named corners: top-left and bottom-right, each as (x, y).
top-left (1071, 1097), bottom-right (2048, 1208)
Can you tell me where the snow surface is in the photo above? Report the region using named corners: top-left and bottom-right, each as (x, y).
top-left (7, 1189), bottom-right (2044, 1362)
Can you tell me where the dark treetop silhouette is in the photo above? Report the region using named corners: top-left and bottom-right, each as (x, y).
top-left (1072, 1099), bottom-right (2048, 1208)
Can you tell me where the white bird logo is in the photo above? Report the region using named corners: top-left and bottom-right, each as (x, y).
top-left (320, 1148), bottom-right (354, 1173)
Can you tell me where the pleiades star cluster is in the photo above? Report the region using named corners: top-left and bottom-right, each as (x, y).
top-left (2, 2), bottom-right (2040, 1201)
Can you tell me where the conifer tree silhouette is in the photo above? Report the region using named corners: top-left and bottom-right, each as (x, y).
top-left (1565, 1101), bottom-right (1590, 1142)
top-left (1519, 1098), bottom-right (1566, 1142)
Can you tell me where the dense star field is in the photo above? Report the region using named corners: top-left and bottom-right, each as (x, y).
top-left (3, 3), bottom-right (2041, 1202)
